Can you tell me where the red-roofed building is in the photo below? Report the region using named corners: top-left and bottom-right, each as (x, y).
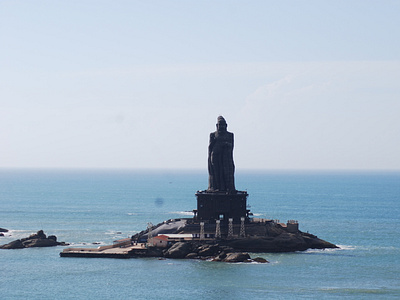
top-left (148, 235), bottom-right (169, 248)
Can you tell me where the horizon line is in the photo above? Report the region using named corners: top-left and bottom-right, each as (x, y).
top-left (0, 167), bottom-right (399, 174)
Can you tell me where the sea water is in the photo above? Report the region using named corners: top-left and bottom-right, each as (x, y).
top-left (0, 170), bottom-right (399, 299)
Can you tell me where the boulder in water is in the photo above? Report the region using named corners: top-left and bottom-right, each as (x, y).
top-left (0, 239), bottom-right (24, 249)
top-left (22, 238), bottom-right (59, 248)
top-left (164, 242), bottom-right (192, 258)
top-left (252, 257), bottom-right (269, 263)
top-left (0, 230), bottom-right (66, 249)
top-left (222, 252), bottom-right (251, 263)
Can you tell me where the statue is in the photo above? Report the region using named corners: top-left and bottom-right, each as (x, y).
top-left (207, 116), bottom-right (236, 193)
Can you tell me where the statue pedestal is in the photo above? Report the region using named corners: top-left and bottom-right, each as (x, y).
top-left (195, 191), bottom-right (249, 224)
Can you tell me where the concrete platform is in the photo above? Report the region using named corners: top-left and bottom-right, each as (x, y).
top-left (60, 244), bottom-right (147, 258)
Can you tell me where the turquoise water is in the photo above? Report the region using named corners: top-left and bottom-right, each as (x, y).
top-left (1, 170), bottom-right (399, 299)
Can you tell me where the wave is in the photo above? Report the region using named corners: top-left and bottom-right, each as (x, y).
top-left (67, 241), bottom-right (108, 247)
top-left (299, 245), bottom-right (356, 255)
top-left (351, 245), bottom-right (400, 252)
top-left (304, 244), bottom-right (359, 252)
top-left (335, 244), bottom-right (399, 252)
top-left (104, 230), bottom-right (132, 237)
top-left (319, 287), bottom-right (398, 295)
top-left (301, 244), bottom-right (400, 257)
top-left (1, 229), bottom-right (37, 239)
top-left (233, 261), bottom-right (271, 265)
top-left (169, 211), bottom-right (195, 216)
top-left (104, 230), bottom-right (138, 237)
top-left (334, 244), bottom-right (356, 251)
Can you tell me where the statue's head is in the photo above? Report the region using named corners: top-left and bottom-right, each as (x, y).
top-left (216, 116), bottom-right (227, 133)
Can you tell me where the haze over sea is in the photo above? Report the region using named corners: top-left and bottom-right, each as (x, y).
top-left (1, 169), bottom-right (399, 299)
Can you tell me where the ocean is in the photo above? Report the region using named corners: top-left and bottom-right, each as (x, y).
top-left (0, 169), bottom-right (399, 299)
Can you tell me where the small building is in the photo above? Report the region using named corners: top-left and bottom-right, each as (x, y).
top-left (162, 234), bottom-right (194, 241)
top-left (148, 235), bottom-right (169, 248)
top-left (286, 220), bottom-right (299, 233)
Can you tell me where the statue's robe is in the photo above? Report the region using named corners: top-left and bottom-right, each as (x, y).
top-left (208, 130), bottom-right (235, 192)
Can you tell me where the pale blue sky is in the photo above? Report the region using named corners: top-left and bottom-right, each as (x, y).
top-left (1, 1), bottom-right (399, 170)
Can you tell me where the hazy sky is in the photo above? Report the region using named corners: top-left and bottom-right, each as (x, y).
top-left (1, 1), bottom-right (399, 170)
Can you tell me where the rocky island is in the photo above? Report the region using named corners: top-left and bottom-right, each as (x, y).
top-left (0, 230), bottom-right (68, 249)
top-left (60, 116), bottom-right (337, 261)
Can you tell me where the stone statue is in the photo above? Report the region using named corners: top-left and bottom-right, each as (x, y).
top-left (208, 116), bottom-right (236, 193)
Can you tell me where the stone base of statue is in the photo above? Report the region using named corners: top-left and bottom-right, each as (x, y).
top-left (194, 190), bottom-right (249, 224)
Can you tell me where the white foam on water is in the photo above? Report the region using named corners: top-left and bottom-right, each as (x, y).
top-left (1, 229), bottom-right (36, 240)
top-left (329, 244), bottom-right (399, 252)
top-left (67, 242), bottom-right (105, 247)
top-left (303, 245), bottom-right (355, 254)
top-left (169, 211), bottom-right (194, 216)
top-left (335, 244), bottom-right (356, 251)
top-left (104, 230), bottom-right (124, 235)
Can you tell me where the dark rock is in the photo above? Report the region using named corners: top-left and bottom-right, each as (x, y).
top-left (146, 247), bottom-right (164, 257)
top-left (164, 242), bottom-right (192, 258)
top-left (197, 244), bottom-right (220, 257)
top-left (302, 233), bottom-right (338, 249)
top-left (0, 233), bottom-right (4, 237)
top-left (222, 252), bottom-right (251, 263)
top-left (22, 238), bottom-right (58, 248)
top-left (219, 245), bottom-right (235, 253)
top-left (185, 252), bottom-right (198, 259)
top-left (252, 257), bottom-right (269, 263)
top-left (1, 230), bottom-right (66, 249)
top-left (0, 239), bottom-right (24, 249)
top-left (48, 235), bottom-right (57, 242)
top-left (133, 219), bottom-right (187, 243)
top-left (21, 230), bottom-right (46, 242)
top-left (0, 228), bottom-right (8, 233)
top-left (213, 251), bottom-right (227, 261)
top-left (274, 233), bottom-right (308, 251)
top-left (220, 231), bottom-right (338, 253)
top-left (142, 219), bottom-right (337, 253)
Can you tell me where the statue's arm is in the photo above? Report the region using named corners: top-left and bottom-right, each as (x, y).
top-left (225, 132), bottom-right (234, 150)
top-left (208, 133), bottom-right (215, 154)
